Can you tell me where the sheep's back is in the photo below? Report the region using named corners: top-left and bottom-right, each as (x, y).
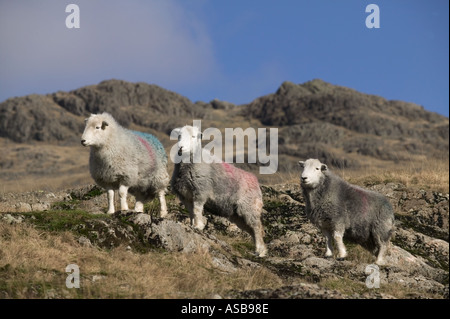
top-left (172, 162), bottom-right (261, 213)
top-left (132, 130), bottom-right (167, 165)
top-left (89, 128), bottom-right (167, 188)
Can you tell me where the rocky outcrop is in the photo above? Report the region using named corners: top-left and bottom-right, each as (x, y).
top-left (0, 181), bottom-right (448, 299)
top-left (1, 79), bottom-right (448, 170)
top-left (0, 80), bottom-right (208, 144)
top-left (242, 79), bottom-right (449, 164)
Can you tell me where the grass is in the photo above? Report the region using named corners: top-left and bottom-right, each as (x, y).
top-left (342, 158), bottom-right (449, 193)
top-left (21, 210), bottom-right (107, 233)
top-left (0, 221), bottom-right (282, 299)
top-left (319, 273), bottom-right (439, 299)
top-left (275, 158), bottom-right (449, 193)
top-left (320, 277), bottom-right (369, 296)
top-left (0, 155), bottom-right (447, 299)
top-left (344, 243), bottom-right (378, 265)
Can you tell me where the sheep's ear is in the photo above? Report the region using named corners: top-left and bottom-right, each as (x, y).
top-left (298, 161), bottom-right (305, 168)
top-left (321, 164), bottom-right (328, 171)
top-left (101, 121), bottom-right (109, 130)
top-left (170, 127), bottom-right (182, 140)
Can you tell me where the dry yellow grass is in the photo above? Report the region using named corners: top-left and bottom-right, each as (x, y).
top-left (342, 158), bottom-right (449, 193)
top-left (275, 158), bottom-right (449, 193)
top-left (0, 222), bottom-right (282, 299)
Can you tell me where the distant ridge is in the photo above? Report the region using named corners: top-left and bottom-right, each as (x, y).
top-left (242, 79), bottom-right (448, 166)
top-left (0, 79), bottom-right (448, 190)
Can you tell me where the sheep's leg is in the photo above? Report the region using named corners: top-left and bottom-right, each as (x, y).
top-left (135, 201), bottom-right (144, 213)
top-left (158, 190), bottom-right (168, 218)
top-left (374, 232), bottom-right (390, 265)
top-left (182, 199), bottom-right (200, 229)
top-left (253, 224), bottom-right (267, 257)
top-left (230, 213), bottom-right (267, 257)
top-left (333, 229), bottom-right (347, 259)
top-left (322, 229), bottom-right (334, 258)
top-left (375, 243), bottom-right (388, 265)
top-left (106, 189), bottom-right (115, 214)
top-left (192, 201), bottom-right (206, 231)
top-left (118, 185), bottom-right (129, 211)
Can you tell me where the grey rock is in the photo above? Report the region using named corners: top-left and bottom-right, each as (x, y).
top-left (147, 219), bottom-right (211, 254)
top-left (78, 235), bottom-right (93, 247)
top-left (128, 212), bottom-right (152, 226)
top-left (2, 213), bottom-right (23, 224)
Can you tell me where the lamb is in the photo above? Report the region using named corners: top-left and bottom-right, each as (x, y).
top-left (170, 125), bottom-right (267, 257)
top-left (298, 158), bottom-right (394, 265)
top-left (81, 112), bottom-right (169, 216)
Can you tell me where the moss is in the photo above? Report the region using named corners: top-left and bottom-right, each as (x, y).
top-left (144, 198), bottom-right (161, 217)
top-left (231, 241), bottom-right (255, 258)
top-left (51, 200), bottom-right (81, 211)
top-left (70, 185), bottom-right (104, 201)
top-left (21, 210), bottom-right (107, 233)
top-left (52, 186), bottom-right (104, 210)
top-left (320, 277), bottom-right (368, 296)
top-left (263, 200), bottom-right (284, 211)
top-left (262, 199), bottom-right (304, 242)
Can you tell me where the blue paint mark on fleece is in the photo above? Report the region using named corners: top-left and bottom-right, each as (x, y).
top-left (132, 131), bottom-right (167, 165)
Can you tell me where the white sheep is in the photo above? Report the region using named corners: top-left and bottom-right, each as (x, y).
top-left (299, 158), bottom-right (395, 265)
top-left (170, 125), bottom-right (267, 257)
top-left (81, 112), bottom-right (169, 216)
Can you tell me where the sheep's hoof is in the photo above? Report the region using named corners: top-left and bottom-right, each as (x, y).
top-left (192, 223), bottom-right (206, 231)
top-left (257, 252), bottom-right (268, 258)
top-left (336, 257), bottom-right (346, 261)
top-left (324, 255), bottom-right (333, 259)
top-left (375, 259), bottom-right (386, 266)
top-left (159, 210), bottom-right (168, 218)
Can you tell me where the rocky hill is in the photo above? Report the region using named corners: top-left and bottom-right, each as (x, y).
top-left (243, 80), bottom-right (448, 167)
top-left (0, 182), bottom-right (448, 298)
top-left (0, 79), bottom-right (448, 192)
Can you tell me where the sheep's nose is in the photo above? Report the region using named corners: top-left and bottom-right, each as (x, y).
top-left (301, 177), bottom-right (308, 183)
top-left (81, 139), bottom-right (87, 146)
top-left (177, 146), bottom-right (183, 156)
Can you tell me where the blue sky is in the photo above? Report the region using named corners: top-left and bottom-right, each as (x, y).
top-left (0, 1), bottom-right (448, 116)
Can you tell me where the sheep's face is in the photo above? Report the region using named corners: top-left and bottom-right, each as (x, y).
top-left (81, 115), bottom-right (110, 147)
top-left (175, 125), bottom-right (202, 157)
top-left (177, 125), bottom-right (202, 156)
top-left (299, 158), bottom-right (328, 189)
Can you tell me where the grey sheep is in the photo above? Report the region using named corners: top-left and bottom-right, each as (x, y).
top-left (170, 125), bottom-right (267, 257)
top-left (81, 112), bottom-right (169, 216)
top-left (299, 158), bottom-right (394, 265)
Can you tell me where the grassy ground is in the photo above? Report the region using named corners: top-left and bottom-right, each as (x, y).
top-left (342, 158), bottom-right (449, 193)
top-left (0, 157), bottom-right (447, 299)
top-left (278, 157), bottom-right (449, 193)
top-left (0, 220), bottom-right (281, 299)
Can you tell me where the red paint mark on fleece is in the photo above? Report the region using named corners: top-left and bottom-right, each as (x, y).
top-left (137, 136), bottom-right (155, 164)
top-left (222, 162), bottom-right (235, 178)
top-left (221, 162), bottom-right (259, 189)
top-left (354, 187), bottom-right (369, 214)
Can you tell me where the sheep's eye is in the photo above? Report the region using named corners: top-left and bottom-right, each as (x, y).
top-left (316, 168), bottom-right (320, 170)
top-left (178, 136), bottom-right (181, 141)
top-left (95, 126), bottom-right (101, 130)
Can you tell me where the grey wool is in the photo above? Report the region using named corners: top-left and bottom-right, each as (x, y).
top-left (81, 112), bottom-right (169, 216)
top-left (299, 158), bottom-right (394, 265)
